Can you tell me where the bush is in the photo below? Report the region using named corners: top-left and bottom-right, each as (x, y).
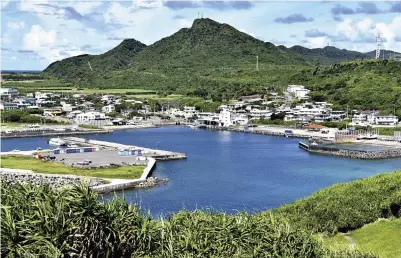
top-left (274, 170), bottom-right (401, 235)
top-left (0, 183), bottom-right (377, 257)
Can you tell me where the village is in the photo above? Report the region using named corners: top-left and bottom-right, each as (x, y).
top-left (1, 85), bottom-right (399, 131)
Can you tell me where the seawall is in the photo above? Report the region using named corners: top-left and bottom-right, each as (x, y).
top-left (92, 157), bottom-right (157, 194)
top-left (0, 171), bottom-right (106, 187)
top-left (299, 141), bottom-right (401, 159)
top-left (2, 129), bottom-right (112, 139)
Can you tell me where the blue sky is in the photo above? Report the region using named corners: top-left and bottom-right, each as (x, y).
top-left (1, 0), bottom-right (401, 70)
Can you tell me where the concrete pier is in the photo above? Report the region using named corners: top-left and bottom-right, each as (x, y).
top-left (62, 137), bottom-right (187, 160)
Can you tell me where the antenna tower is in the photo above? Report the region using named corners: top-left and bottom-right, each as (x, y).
top-left (375, 33), bottom-right (381, 60)
top-left (88, 61), bottom-right (93, 71)
top-left (256, 55), bottom-right (259, 71)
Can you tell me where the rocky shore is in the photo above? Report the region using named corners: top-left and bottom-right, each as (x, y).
top-left (1, 171), bottom-right (106, 188)
top-left (135, 177), bottom-right (168, 188)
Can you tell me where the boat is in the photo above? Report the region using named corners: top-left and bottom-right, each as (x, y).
top-left (311, 141), bottom-right (319, 146)
top-left (53, 128), bottom-right (66, 132)
top-left (187, 124), bottom-right (198, 129)
top-left (357, 134), bottom-right (378, 140)
top-left (36, 147), bottom-right (42, 151)
top-left (12, 149), bottom-right (20, 152)
top-left (68, 144), bottom-right (79, 148)
top-left (48, 137), bottom-right (67, 146)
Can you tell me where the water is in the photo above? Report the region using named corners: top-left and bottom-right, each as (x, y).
top-left (2, 126), bottom-right (401, 216)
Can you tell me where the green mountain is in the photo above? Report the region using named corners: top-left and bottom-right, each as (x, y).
top-left (44, 39), bottom-right (146, 81)
top-left (291, 59), bottom-right (401, 112)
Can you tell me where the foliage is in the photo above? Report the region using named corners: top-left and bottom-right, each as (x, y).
top-left (78, 124), bottom-right (101, 130)
top-left (1, 183), bottom-right (377, 257)
top-left (274, 170), bottom-right (401, 235)
top-left (0, 110), bottom-right (62, 124)
top-left (325, 218), bottom-right (401, 258)
top-left (1, 156), bottom-right (144, 179)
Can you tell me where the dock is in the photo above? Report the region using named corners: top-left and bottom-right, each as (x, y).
top-left (62, 137), bottom-right (187, 160)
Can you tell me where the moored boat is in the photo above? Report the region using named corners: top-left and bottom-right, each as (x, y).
top-left (48, 137), bottom-right (67, 146)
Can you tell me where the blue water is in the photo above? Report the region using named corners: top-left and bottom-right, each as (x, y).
top-left (2, 126), bottom-right (401, 217)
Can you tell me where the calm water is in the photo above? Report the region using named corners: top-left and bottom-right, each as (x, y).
top-left (2, 126), bottom-right (401, 216)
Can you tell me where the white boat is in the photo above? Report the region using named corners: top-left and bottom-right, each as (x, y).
top-left (187, 124), bottom-right (198, 129)
top-left (357, 134), bottom-right (378, 140)
top-left (48, 137), bottom-right (67, 146)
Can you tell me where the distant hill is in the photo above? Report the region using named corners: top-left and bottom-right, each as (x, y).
top-left (44, 39), bottom-right (146, 81)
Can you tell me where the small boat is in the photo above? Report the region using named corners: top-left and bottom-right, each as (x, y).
top-left (187, 124), bottom-right (198, 129)
top-left (68, 144), bottom-right (79, 148)
top-left (311, 141), bottom-right (319, 146)
top-left (12, 149), bottom-right (20, 152)
top-left (36, 147), bottom-right (42, 151)
top-left (48, 137), bottom-right (67, 146)
top-left (357, 134), bottom-right (378, 140)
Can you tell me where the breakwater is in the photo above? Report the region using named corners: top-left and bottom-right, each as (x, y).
top-left (0, 170), bottom-right (106, 188)
top-left (200, 125), bottom-right (311, 138)
top-left (2, 129), bottom-right (112, 139)
top-left (299, 141), bottom-right (401, 159)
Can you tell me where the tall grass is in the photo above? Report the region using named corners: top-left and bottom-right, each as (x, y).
top-left (1, 183), bottom-right (377, 257)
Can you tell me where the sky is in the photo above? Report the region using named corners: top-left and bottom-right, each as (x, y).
top-left (1, 0), bottom-right (401, 70)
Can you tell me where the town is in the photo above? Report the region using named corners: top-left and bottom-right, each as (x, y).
top-left (1, 84), bottom-right (399, 132)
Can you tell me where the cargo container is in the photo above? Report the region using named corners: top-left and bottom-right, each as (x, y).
top-left (54, 149), bottom-right (61, 155)
top-left (83, 147), bottom-right (93, 153)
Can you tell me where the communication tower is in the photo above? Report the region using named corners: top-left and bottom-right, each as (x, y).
top-left (375, 33), bottom-right (381, 59)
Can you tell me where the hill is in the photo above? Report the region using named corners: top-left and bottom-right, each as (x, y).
top-left (291, 59), bottom-right (401, 112)
top-left (44, 39), bottom-right (146, 81)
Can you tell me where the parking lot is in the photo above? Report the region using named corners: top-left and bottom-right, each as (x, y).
top-left (54, 150), bottom-right (148, 168)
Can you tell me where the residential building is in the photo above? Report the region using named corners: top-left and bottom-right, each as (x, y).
top-left (219, 109), bottom-right (232, 127)
top-left (75, 112), bottom-right (107, 124)
top-left (102, 104), bottom-right (116, 113)
top-left (0, 102), bottom-right (19, 110)
top-left (367, 114), bottom-right (398, 126)
top-left (286, 85), bottom-right (310, 100)
top-left (0, 88), bottom-right (19, 100)
top-left (101, 95), bottom-right (116, 103)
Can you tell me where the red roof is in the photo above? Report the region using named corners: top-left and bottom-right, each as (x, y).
top-left (307, 124), bottom-right (326, 129)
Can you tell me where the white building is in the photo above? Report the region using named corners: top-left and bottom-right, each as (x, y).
top-left (219, 109), bottom-right (232, 127)
top-left (101, 95), bottom-right (116, 103)
top-left (75, 112), bottom-right (107, 124)
top-left (367, 114), bottom-right (398, 126)
top-left (102, 104), bottom-right (116, 113)
top-left (0, 88), bottom-right (19, 100)
top-left (183, 106), bottom-right (197, 118)
top-left (286, 85), bottom-right (310, 100)
top-left (0, 102), bottom-right (19, 110)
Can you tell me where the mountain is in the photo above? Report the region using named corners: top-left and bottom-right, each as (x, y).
top-left (44, 39), bottom-right (146, 81)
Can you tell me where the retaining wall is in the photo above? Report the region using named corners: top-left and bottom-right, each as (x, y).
top-left (0, 171), bottom-right (105, 187)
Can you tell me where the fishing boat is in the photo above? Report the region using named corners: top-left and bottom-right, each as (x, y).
top-left (48, 137), bottom-right (67, 146)
top-left (357, 134), bottom-right (378, 140)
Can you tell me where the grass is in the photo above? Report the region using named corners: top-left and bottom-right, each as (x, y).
top-left (78, 124), bottom-right (101, 130)
top-left (324, 218), bottom-right (401, 258)
top-left (1, 155), bottom-right (145, 180)
top-left (0, 122), bottom-right (26, 128)
top-left (37, 87), bottom-right (155, 94)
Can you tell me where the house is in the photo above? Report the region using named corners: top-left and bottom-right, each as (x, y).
top-left (0, 102), bottom-right (19, 110)
top-left (75, 112), bottom-right (106, 123)
top-left (102, 104), bottom-right (116, 113)
top-left (101, 95), bottom-right (116, 103)
top-left (239, 94), bottom-right (263, 103)
top-left (367, 114), bottom-right (398, 126)
top-left (183, 106), bottom-right (197, 118)
top-left (286, 85), bottom-right (310, 100)
top-left (0, 88), bottom-right (19, 100)
top-left (218, 109), bottom-right (232, 127)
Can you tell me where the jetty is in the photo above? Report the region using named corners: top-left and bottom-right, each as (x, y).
top-left (62, 137), bottom-right (187, 160)
top-left (2, 129), bottom-right (112, 139)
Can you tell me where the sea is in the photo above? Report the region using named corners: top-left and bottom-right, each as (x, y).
top-left (2, 126), bottom-right (401, 217)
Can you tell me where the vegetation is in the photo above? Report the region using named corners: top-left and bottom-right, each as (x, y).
top-left (78, 124), bottom-right (101, 130)
top-left (274, 170), bottom-right (401, 235)
top-left (325, 218), bottom-right (401, 258)
top-left (41, 18), bottom-right (399, 110)
top-left (1, 156), bottom-right (144, 180)
top-left (0, 110), bottom-right (64, 124)
top-left (1, 183), bottom-right (376, 257)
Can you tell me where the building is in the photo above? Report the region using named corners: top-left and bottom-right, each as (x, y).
top-left (286, 85), bottom-right (310, 100)
top-left (368, 114), bottom-right (398, 126)
top-left (218, 109), bottom-right (232, 127)
top-left (101, 95), bottom-right (116, 103)
top-left (183, 106), bottom-right (197, 119)
top-left (0, 102), bottom-right (19, 110)
top-left (75, 112), bottom-right (108, 125)
top-left (239, 94), bottom-right (263, 103)
top-left (0, 88), bottom-right (19, 100)
top-left (102, 104), bottom-right (116, 113)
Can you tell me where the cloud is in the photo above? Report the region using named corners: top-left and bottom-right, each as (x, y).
top-left (18, 49), bottom-right (36, 54)
top-left (1, 47), bottom-right (11, 51)
top-left (80, 44), bottom-right (92, 51)
top-left (290, 34), bottom-right (297, 38)
top-left (163, 1), bottom-right (199, 9)
top-left (333, 16), bottom-right (343, 22)
top-left (107, 36), bottom-right (125, 40)
top-left (274, 13), bottom-right (314, 24)
top-left (7, 21), bottom-right (25, 29)
top-left (331, 4), bottom-right (355, 15)
top-left (390, 2), bottom-right (401, 13)
top-left (305, 29), bottom-right (327, 38)
top-left (163, 0), bottom-right (253, 10)
top-left (23, 25), bottom-right (57, 50)
top-left (355, 3), bottom-right (382, 14)
top-left (173, 14), bottom-right (185, 19)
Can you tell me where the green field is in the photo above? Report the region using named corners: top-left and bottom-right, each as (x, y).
top-left (324, 218), bottom-right (401, 258)
top-left (1, 156), bottom-right (145, 179)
